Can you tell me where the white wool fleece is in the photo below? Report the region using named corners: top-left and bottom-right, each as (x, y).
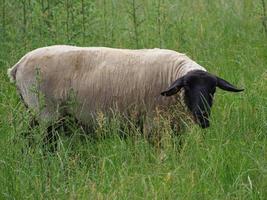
top-left (7, 45), bottom-right (206, 124)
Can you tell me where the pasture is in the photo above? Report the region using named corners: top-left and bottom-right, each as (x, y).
top-left (0, 0), bottom-right (266, 199)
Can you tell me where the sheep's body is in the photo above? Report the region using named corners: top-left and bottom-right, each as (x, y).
top-left (8, 45), bottom-right (206, 124)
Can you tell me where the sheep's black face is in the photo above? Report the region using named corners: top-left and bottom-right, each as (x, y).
top-left (182, 71), bottom-right (217, 128)
top-left (161, 70), bottom-right (244, 128)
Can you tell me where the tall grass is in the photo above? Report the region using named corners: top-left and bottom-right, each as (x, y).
top-left (0, 0), bottom-right (267, 199)
top-left (261, 0), bottom-right (267, 34)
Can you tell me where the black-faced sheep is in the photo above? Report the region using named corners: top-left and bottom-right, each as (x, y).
top-left (8, 45), bottom-right (243, 135)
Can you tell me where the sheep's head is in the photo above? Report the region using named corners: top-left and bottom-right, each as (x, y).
top-left (161, 70), bottom-right (244, 128)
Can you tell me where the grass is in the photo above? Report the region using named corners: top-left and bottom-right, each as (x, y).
top-left (0, 0), bottom-right (267, 199)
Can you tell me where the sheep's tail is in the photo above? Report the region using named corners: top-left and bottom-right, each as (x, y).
top-left (7, 54), bottom-right (27, 83)
top-left (7, 64), bottom-right (19, 83)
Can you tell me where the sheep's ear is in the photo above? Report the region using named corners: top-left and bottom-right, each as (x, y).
top-left (161, 77), bottom-right (185, 96)
top-left (216, 77), bottom-right (244, 92)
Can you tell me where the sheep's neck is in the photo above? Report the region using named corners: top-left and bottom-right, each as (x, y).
top-left (173, 57), bottom-right (207, 81)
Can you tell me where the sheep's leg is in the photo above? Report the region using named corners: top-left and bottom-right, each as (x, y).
top-left (37, 107), bottom-right (62, 152)
top-left (29, 117), bottom-right (39, 128)
top-left (43, 115), bottom-right (81, 152)
top-left (18, 83), bottom-right (63, 151)
top-left (21, 112), bottom-right (58, 151)
top-left (44, 124), bottom-right (59, 152)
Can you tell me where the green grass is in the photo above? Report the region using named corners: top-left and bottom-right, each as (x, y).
top-left (0, 0), bottom-right (267, 199)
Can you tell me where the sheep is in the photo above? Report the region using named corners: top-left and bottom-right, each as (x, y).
top-left (7, 45), bottom-right (243, 140)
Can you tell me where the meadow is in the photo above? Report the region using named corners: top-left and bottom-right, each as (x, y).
top-left (0, 0), bottom-right (267, 199)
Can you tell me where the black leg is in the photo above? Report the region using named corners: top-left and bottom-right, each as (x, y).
top-left (44, 124), bottom-right (59, 152)
top-left (29, 117), bottom-right (39, 129)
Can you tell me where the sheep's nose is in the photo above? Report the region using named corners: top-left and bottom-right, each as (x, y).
top-left (200, 120), bottom-right (210, 128)
top-left (194, 112), bottom-right (210, 129)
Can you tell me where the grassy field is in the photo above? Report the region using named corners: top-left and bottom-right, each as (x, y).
top-left (0, 0), bottom-right (267, 199)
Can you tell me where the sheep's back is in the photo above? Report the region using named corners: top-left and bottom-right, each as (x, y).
top-left (16, 45), bottom-right (183, 122)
